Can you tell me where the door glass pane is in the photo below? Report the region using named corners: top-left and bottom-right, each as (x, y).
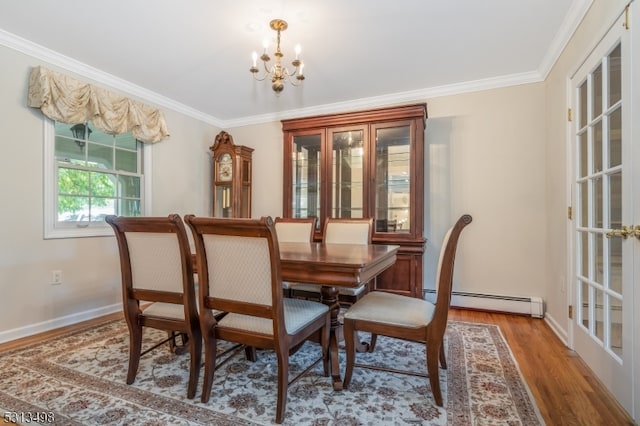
top-left (579, 182), bottom-right (588, 226)
top-left (579, 231), bottom-right (589, 277)
top-left (609, 107), bottom-right (622, 167)
top-left (593, 176), bottom-right (602, 228)
top-left (581, 280), bottom-right (589, 329)
top-left (609, 296), bottom-right (622, 357)
top-left (593, 121), bottom-right (602, 173)
top-left (291, 134), bottom-right (321, 224)
top-left (609, 172), bottom-right (622, 227)
top-left (609, 237), bottom-right (622, 294)
top-left (375, 126), bottom-right (411, 232)
top-left (579, 131), bottom-right (588, 177)
top-left (595, 234), bottom-right (603, 284)
top-left (592, 64), bottom-right (602, 118)
top-left (331, 130), bottom-right (364, 218)
top-left (595, 289), bottom-right (604, 342)
top-left (608, 44), bottom-right (621, 107)
top-left (579, 81), bottom-right (588, 128)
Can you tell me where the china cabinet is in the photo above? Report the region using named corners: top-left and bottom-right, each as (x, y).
top-left (210, 131), bottom-right (253, 218)
top-left (281, 103), bottom-right (427, 297)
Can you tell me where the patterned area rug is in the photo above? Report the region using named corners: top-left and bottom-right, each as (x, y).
top-left (0, 320), bottom-right (544, 425)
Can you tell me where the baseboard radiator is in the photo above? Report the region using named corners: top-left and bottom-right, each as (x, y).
top-left (423, 290), bottom-right (544, 318)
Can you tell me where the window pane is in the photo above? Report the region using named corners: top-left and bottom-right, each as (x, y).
top-left (57, 196), bottom-right (89, 221)
top-left (121, 199), bottom-right (141, 217)
top-left (116, 149), bottom-right (137, 172)
top-left (115, 133), bottom-right (137, 150)
top-left (88, 143), bottom-right (113, 169)
top-left (87, 123), bottom-right (113, 145)
top-left (119, 175), bottom-right (140, 198)
top-left (90, 172), bottom-right (116, 197)
top-left (58, 168), bottom-right (90, 196)
top-left (579, 231), bottom-right (589, 277)
top-left (55, 135), bottom-right (86, 163)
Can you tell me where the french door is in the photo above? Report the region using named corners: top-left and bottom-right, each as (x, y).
top-left (569, 6), bottom-right (637, 417)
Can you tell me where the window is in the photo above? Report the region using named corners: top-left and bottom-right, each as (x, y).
top-left (44, 119), bottom-right (151, 238)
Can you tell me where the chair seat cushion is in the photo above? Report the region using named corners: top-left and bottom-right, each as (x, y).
top-left (291, 283), bottom-right (368, 296)
top-left (143, 301), bottom-right (221, 319)
top-left (217, 298), bottom-right (329, 335)
top-left (343, 291), bottom-right (435, 328)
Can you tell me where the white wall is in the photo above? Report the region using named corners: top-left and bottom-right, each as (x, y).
top-left (229, 85), bottom-right (548, 302)
top-left (0, 44), bottom-right (221, 341)
top-left (424, 85), bottom-right (547, 296)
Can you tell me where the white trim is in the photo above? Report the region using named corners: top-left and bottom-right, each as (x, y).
top-left (538, 0), bottom-right (594, 79)
top-left (544, 313), bottom-right (570, 346)
top-left (0, 4), bottom-right (590, 129)
top-left (0, 303), bottom-right (122, 344)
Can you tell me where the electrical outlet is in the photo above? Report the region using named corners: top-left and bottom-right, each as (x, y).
top-left (51, 270), bottom-right (62, 285)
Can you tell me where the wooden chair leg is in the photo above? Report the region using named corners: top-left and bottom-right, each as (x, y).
top-left (275, 350), bottom-right (289, 424)
top-left (439, 344), bottom-right (447, 369)
top-left (127, 325), bottom-right (143, 384)
top-left (426, 342), bottom-right (443, 406)
top-left (200, 335), bottom-right (217, 403)
top-left (186, 330), bottom-right (202, 399)
top-left (342, 320), bottom-right (357, 388)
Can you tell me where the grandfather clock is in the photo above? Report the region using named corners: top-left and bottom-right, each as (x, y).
top-left (210, 131), bottom-right (253, 218)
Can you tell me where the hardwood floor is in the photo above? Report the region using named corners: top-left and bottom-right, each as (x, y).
top-left (449, 309), bottom-right (635, 426)
top-left (0, 309), bottom-right (635, 425)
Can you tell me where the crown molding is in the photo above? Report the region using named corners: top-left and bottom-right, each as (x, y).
top-left (2, 0), bottom-right (589, 131)
top-left (537, 0), bottom-right (594, 79)
top-left (0, 28), bottom-right (225, 128)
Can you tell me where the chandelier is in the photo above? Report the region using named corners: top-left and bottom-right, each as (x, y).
top-left (250, 19), bottom-right (305, 94)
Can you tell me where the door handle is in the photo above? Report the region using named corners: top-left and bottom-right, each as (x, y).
top-left (606, 225), bottom-right (632, 239)
top-left (632, 225), bottom-right (640, 240)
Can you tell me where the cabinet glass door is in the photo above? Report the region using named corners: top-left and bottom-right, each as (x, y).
top-left (374, 125), bottom-right (411, 233)
top-left (290, 133), bottom-right (322, 227)
top-left (329, 128), bottom-right (366, 219)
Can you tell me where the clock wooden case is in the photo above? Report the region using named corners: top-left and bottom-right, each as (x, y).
top-left (210, 131), bottom-right (254, 218)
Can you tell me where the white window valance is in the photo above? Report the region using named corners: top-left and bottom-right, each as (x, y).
top-left (28, 66), bottom-right (169, 144)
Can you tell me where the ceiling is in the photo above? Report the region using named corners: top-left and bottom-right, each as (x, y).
top-left (0, 0), bottom-right (591, 127)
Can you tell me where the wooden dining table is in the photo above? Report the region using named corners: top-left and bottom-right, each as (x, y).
top-left (278, 242), bottom-right (399, 390)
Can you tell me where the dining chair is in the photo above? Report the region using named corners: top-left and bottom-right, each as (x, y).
top-left (342, 214), bottom-right (472, 407)
top-left (274, 217), bottom-right (317, 297)
top-left (289, 217), bottom-right (374, 305)
top-left (106, 214), bottom-right (202, 399)
top-left (184, 215), bottom-right (330, 424)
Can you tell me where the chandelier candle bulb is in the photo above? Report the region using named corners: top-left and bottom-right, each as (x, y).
top-left (295, 44), bottom-right (301, 60)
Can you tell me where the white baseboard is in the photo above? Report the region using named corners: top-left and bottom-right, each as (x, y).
top-left (424, 290), bottom-right (545, 318)
top-left (543, 312), bottom-right (569, 346)
top-left (0, 303), bottom-right (122, 344)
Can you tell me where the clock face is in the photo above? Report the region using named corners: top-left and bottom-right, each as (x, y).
top-left (218, 153), bottom-right (232, 181)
